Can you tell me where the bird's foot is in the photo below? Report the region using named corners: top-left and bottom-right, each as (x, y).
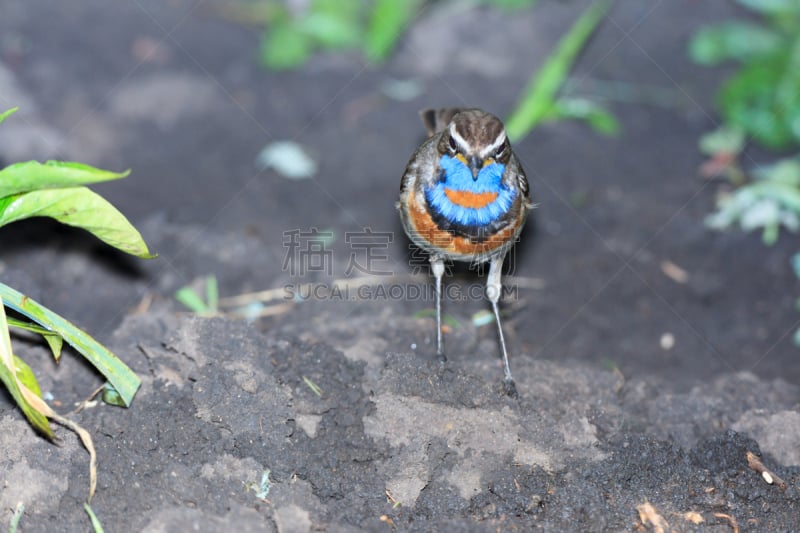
top-left (503, 378), bottom-right (518, 398)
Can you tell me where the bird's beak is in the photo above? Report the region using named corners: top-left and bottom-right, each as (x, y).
top-left (469, 156), bottom-right (482, 180)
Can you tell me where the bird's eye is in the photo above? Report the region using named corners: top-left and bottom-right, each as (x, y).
top-left (448, 136), bottom-right (457, 152)
top-left (495, 140), bottom-right (508, 157)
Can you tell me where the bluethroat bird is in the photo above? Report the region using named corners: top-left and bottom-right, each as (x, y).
top-left (397, 108), bottom-right (532, 396)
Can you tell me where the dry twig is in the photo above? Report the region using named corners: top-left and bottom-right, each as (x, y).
top-left (746, 450), bottom-right (787, 491)
top-left (713, 512), bottom-right (739, 533)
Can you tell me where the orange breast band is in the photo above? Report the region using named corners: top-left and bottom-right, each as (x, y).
top-left (444, 188), bottom-right (498, 209)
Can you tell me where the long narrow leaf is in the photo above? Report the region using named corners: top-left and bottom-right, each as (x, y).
top-left (364, 0), bottom-right (421, 63)
top-left (205, 276), bottom-right (219, 312)
top-left (175, 287), bottom-right (210, 314)
top-left (8, 316), bottom-right (65, 361)
top-left (0, 107), bottom-right (19, 125)
top-left (543, 97), bottom-right (620, 135)
top-left (0, 283), bottom-right (141, 407)
top-left (505, 0), bottom-right (612, 141)
top-left (0, 161), bottom-right (130, 198)
top-left (0, 186), bottom-right (154, 258)
top-left (0, 298), bottom-right (53, 437)
top-left (688, 22), bottom-right (783, 66)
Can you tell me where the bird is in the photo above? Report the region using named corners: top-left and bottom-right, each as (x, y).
top-left (397, 108), bottom-right (532, 396)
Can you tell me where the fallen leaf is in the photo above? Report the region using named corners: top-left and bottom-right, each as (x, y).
top-left (256, 141), bottom-right (317, 179)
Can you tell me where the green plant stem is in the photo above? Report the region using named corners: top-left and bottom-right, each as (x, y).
top-left (505, 0), bottom-right (612, 141)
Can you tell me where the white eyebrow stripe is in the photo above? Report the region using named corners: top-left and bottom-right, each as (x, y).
top-left (479, 131), bottom-right (507, 158)
top-left (449, 123), bottom-right (471, 152)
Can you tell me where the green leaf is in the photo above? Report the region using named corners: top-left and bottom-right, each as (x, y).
top-left (7, 316), bottom-right (64, 361)
top-left (0, 299), bottom-right (53, 437)
top-left (205, 276), bottom-right (219, 313)
top-left (364, 0), bottom-right (420, 63)
top-left (0, 107), bottom-right (19, 125)
top-left (9, 503), bottom-right (24, 533)
top-left (0, 186), bottom-right (154, 258)
top-left (260, 19), bottom-right (313, 70)
top-left (175, 286), bottom-right (209, 314)
top-left (698, 127), bottom-right (746, 155)
top-left (0, 283), bottom-right (141, 407)
top-left (302, 11), bottom-right (361, 49)
top-left (689, 22), bottom-right (784, 66)
top-left (544, 98), bottom-right (620, 135)
top-left (505, 0), bottom-right (612, 142)
top-left (762, 221), bottom-right (780, 244)
top-left (13, 354), bottom-right (44, 401)
top-left (750, 180), bottom-right (800, 212)
top-left (735, 0), bottom-right (800, 14)
top-left (101, 383), bottom-right (126, 407)
top-left (753, 157), bottom-right (800, 185)
top-left (718, 49), bottom-right (800, 149)
top-left (0, 160), bottom-right (130, 198)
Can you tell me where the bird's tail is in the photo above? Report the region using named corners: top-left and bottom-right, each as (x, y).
top-left (418, 108), bottom-right (465, 138)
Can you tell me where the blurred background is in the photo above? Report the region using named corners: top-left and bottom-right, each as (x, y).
top-left (1, 0), bottom-right (799, 390)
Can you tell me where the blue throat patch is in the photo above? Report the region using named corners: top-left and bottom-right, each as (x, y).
top-left (425, 154), bottom-right (516, 227)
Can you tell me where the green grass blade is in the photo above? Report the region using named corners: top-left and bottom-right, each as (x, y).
top-left (205, 276), bottom-right (219, 312)
top-left (9, 503), bottom-right (25, 533)
top-left (260, 15), bottom-right (313, 70)
top-left (0, 298), bottom-right (53, 437)
top-left (545, 97), bottom-right (620, 135)
top-left (688, 22), bottom-right (783, 66)
top-left (364, 0), bottom-right (420, 63)
top-left (0, 161), bottom-right (130, 198)
top-left (84, 503), bottom-right (105, 533)
top-left (302, 375), bottom-right (323, 397)
top-left (0, 107), bottom-right (19, 126)
top-left (0, 283), bottom-right (141, 407)
top-left (0, 186), bottom-right (154, 258)
top-left (505, 0), bottom-right (612, 142)
top-left (175, 287), bottom-right (209, 314)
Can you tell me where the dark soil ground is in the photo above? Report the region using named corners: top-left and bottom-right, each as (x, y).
top-left (2, 0), bottom-right (800, 531)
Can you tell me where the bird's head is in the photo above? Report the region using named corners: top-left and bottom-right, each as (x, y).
top-left (437, 109), bottom-right (510, 181)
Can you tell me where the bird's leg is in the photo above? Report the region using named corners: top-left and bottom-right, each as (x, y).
top-left (430, 256), bottom-right (446, 364)
top-left (487, 255), bottom-right (517, 397)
